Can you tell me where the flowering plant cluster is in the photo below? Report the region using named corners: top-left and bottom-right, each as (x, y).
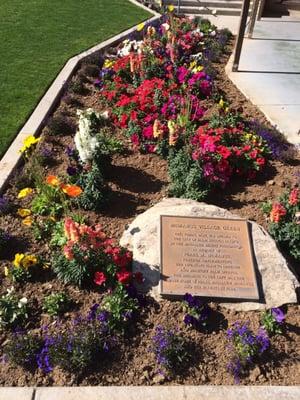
top-left (0, 287), bottom-right (28, 329)
top-left (5, 307), bottom-right (113, 373)
top-left (52, 217), bottom-right (139, 288)
top-left (227, 322), bottom-right (270, 382)
top-left (182, 293), bottom-right (210, 328)
top-left (151, 325), bottom-right (190, 375)
top-left (261, 307), bottom-right (285, 336)
top-left (96, 16), bottom-right (229, 154)
top-left (5, 253), bottom-right (39, 283)
top-left (262, 186), bottom-right (300, 263)
top-left (42, 292), bottom-right (71, 317)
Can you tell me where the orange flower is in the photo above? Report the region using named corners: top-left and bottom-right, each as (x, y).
top-left (46, 175), bottom-right (60, 187)
top-left (61, 184), bottom-right (82, 197)
top-left (270, 202), bottom-right (286, 223)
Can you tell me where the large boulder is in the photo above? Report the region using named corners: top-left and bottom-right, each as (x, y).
top-left (120, 198), bottom-right (299, 311)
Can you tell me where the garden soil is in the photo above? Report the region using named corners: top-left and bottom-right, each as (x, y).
top-left (0, 40), bottom-right (299, 386)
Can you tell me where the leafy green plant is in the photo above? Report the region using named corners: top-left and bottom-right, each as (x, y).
top-left (0, 288), bottom-right (28, 329)
top-left (31, 183), bottom-right (66, 217)
top-left (168, 149), bottom-right (209, 201)
top-left (32, 218), bottom-right (57, 241)
top-left (100, 285), bottom-right (139, 333)
top-left (261, 308), bottom-right (285, 336)
top-left (42, 293), bottom-right (71, 317)
top-left (4, 331), bottom-right (43, 369)
top-left (262, 187), bottom-right (300, 263)
top-left (75, 163), bottom-right (108, 211)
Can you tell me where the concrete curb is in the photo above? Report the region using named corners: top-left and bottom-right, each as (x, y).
top-left (0, 4), bottom-right (160, 195)
top-left (0, 386), bottom-right (300, 400)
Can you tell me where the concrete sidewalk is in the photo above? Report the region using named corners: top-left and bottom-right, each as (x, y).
top-left (1, 386), bottom-right (300, 400)
top-left (226, 17), bottom-right (300, 146)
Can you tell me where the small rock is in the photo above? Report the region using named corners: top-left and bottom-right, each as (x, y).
top-left (268, 180), bottom-right (275, 186)
top-left (201, 374), bottom-right (207, 382)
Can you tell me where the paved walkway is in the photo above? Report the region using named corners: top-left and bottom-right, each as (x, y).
top-left (226, 16), bottom-right (300, 146)
top-left (1, 386), bottom-right (300, 400)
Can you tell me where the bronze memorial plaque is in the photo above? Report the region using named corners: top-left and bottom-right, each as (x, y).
top-left (160, 215), bottom-right (259, 300)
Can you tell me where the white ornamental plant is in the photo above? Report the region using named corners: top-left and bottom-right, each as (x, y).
top-left (74, 108), bottom-right (108, 164)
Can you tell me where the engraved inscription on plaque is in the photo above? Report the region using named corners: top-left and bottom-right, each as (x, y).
top-left (160, 215), bottom-right (259, 300)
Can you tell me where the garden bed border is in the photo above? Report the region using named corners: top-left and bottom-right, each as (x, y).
top-left (0, 0), bottom-right (160, 195)
top-left (1, 385), bottom-right (300, 400)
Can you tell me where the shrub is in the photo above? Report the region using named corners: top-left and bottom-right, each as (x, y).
top-left (68, 78), bottom-right (86, 95)
top-left (262, 187), bottom-right (300, 263)
top-left (0, 287), bottom-right (28, 329)
top-left (42, 293), bottom-right (71, 317)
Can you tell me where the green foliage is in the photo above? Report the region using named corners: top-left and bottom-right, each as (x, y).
top-left (47, 321), bottom-right (108, 372)
top-left (50, 221), bottom-right (67, 247)
top-left (260, 201), bottom-right (272, 215)
top-left (263, 187), bottom-right (300, 262)
top-left (31, 184), bottom-right (66, 217)
top-left (261, 310), bottom-right (283, 336)
top-left (100, 285), bottom-right (139, 333)
top-left (209, 112), bottom-right (243, 129)
top-left (0, 288), bottom-right (28, 329)
top-left (52, 245), bottom-right (113, 287)
top-left (168, 149), bottom-right (209, 201)
top-left (42, 292), bottom-right (71, 317)
top-left (4, 332), bottom-right (43, 369)
top-left (32, 218), bottom-right (56, 241)
top-left (76, 163), bottom-right (108, 211)
top-left (9, 266), bottom-right (31, 283)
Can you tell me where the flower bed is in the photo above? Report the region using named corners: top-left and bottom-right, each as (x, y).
top-left (0, 10), bottom-right (299, 386)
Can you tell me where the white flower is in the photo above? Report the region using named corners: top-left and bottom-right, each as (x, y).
top-left (18, 297), bottom-right (28, 308)
top-left (210, 30), bottom-right (216, 37)
top-left (100, 110), bottom-right (109, 119)
top-left (6, 287), bottom-right (14, 295)
top-left (161, 23), bottom-right (170, 32)
top-left (74, 108), bottom-right (101, 163)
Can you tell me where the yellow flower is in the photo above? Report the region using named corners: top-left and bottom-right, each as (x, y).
top-left (4, 266), bottom-right (9, 277)
top-left (103, 59), bottom-right (114, 69)
top-left (18, 188), bottom-right (33, 199)
top-left (13, 253), bottom-right (25, 268)
top-left (137, 22), bottom-right (145, 32)
top-left (22, 216), bottom-right (33, 226)
top-left (219, 97), bottom-right (225, 108)
top-left (20, 135), bottom-right (40, 153)
top-left (17, 208), bottom-right (31, 218)
top-left (168, 5), bottom-right (175, 12)
top-left (22, 255), bottom-right (38, 269)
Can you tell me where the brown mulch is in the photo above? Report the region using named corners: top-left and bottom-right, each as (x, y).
top-left (0, 41), bottom-right (299, 386)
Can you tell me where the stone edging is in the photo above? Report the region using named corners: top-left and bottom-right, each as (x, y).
top-left (0, 386), bottom-right (300, 400)
top-left (0, 2), bottom-right (160, 195)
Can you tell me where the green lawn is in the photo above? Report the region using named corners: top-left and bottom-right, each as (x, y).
top-left (0, 0), bottom-right (151, 158)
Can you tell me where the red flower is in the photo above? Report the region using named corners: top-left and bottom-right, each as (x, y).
top-left (94, 272), bottom-right (107, 286)
top-left (289, 188), bottom-right (299, 206)
top-left (116, 270), bottom-right (132, 284)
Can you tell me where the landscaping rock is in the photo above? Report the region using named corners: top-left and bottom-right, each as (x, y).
top-left (120, 198), bottom-right (299, 311)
